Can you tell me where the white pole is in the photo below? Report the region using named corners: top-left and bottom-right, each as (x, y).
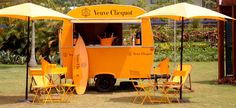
top-left (29, 20), bottom-right (37, 67)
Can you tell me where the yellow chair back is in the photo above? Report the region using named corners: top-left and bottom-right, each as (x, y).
top-left (172, 64), bottom-right (192, 84)
top-left (154, 58), bottom-right (170, 75)
top-left (33, 75), bottom-right (50, 86)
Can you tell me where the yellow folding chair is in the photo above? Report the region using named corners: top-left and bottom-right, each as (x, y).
top-left (52, 67), bottom-right (76, 102)
top-left (60, 83), bottom-right (76, 102)
top-left (175, 64), bottom-right (193, 91)
top-left (30, 75), bottom-right (55, 104)
top-left (41, 58), bottom-right (75, 102)
top-left (161, 70), bottom-right (186, 103)
top-left (131, 80), bottom-right (143, 103)
top-left (140, 79), bottom-right (155, 105)
top-left (159, 64), bottom-right (192, 103)
top-left (29, 58), bottom-right (55, 104)
top-left (35, 58), bottom-right (63, 103)
top-left (153, 58), bottom-right (170, 83)
top-left (29, 68), bottom-right (42, 92)
top-left (131, 79), bottom-right (154, 105)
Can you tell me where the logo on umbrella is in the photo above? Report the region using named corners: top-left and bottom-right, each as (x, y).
top-left (81, 8), bottom-right (90, 17)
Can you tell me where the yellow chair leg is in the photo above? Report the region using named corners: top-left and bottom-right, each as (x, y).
top-left (61, 86), bottom-right (75, 102)
top-left (32, 89), bottom-right (39, 104)
top-left (44, 87), bottom-right (52, 104)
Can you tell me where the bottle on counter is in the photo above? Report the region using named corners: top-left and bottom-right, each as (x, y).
top-left (135, 29), bottom-right (141, 45)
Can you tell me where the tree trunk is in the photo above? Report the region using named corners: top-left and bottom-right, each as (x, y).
top-left (29, 20), bottom-right (37, 67)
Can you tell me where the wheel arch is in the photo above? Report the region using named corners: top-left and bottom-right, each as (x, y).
top-left (94, 73), bottom-right (116, 80)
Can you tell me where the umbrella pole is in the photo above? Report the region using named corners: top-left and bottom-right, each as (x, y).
top-left (19, 17), bottom-right (31, 102)
top-left (25, 16), bottom-right (30, 100)
top-left (180, 17), bottom-right (184, 100)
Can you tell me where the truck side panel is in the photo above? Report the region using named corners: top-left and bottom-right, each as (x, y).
top-left (87, 47), bottom-right (154, 78)
top-left (61, 20), bottom-right (74, 78)
top-left (142, 18), bottom-right (154, 46)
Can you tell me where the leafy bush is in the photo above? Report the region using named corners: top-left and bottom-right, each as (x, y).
top-left (0, 51), bottom-right (26, 64)
top-left (154, 42), bottom-right (218, 62)
top-left (191, 19), bottom-right (200, 28)
top-left (153, 26), bottom-right (217, 45)
top-left (153, 25), bottom-right (175, 42)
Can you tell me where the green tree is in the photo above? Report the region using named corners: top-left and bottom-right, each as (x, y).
top-left (0, 19), bottom-right (28, 55)
top-left (0, 0), bottom-right (64, 64)
top-left (150, 0), bottom-right (193, 10)
top-left (203, 0), bottom-right (216, 10)
top-left (133, 0), bottom-right (146, 9)
top-left (1, 0), bottom-right (125, 64)
top-left (83, 0), bottom-right (119, 5)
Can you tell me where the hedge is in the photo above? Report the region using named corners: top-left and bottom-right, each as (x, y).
top-left (154, 42), bottom-right (218, 62)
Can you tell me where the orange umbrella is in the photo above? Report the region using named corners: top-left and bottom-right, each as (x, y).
top-left (0, 3), bottom-right (74, 101)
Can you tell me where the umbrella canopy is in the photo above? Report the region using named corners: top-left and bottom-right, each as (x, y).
top-left (0, 3), bottom-right (74, 20)
top-left (0, 2), bottom-right (74, 101)
top-left (138, 2), bottom-right (233, 100)
top-left (137, 2), bottom-right (233, 21)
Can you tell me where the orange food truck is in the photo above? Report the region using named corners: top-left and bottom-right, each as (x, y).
top-left (60, 4), bottom-right (154, 93)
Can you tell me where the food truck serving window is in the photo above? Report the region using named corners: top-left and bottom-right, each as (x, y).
top-left (73, 22), bottom-right (142, 46)
top-left (73, 23), bottom-right (122, 46)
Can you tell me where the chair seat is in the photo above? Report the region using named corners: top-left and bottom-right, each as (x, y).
top-left (61, 84), bottom-right (76, 87)
top-left (33, 85), bottom-right (54, 88)
top-left (164, 81), bottom-right (179, 85)
top-left (163, 84), bottom-right (181, 89)
top-left (155, 74), bottom-right (171, 78)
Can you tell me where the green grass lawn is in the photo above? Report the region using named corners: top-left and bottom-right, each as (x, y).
top-left (0, 65), bottom-right (25, 95)
top-left (0, 62), bottom-right (235, 108)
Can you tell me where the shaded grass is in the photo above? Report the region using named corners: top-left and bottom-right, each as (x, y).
top-left (0, 62), bottom-right (235, 108)
top-left (0, 64), bottom-right (25, 95)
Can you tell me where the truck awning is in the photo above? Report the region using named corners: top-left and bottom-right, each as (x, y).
top-left (72, 18), bottom-right (141, 23)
